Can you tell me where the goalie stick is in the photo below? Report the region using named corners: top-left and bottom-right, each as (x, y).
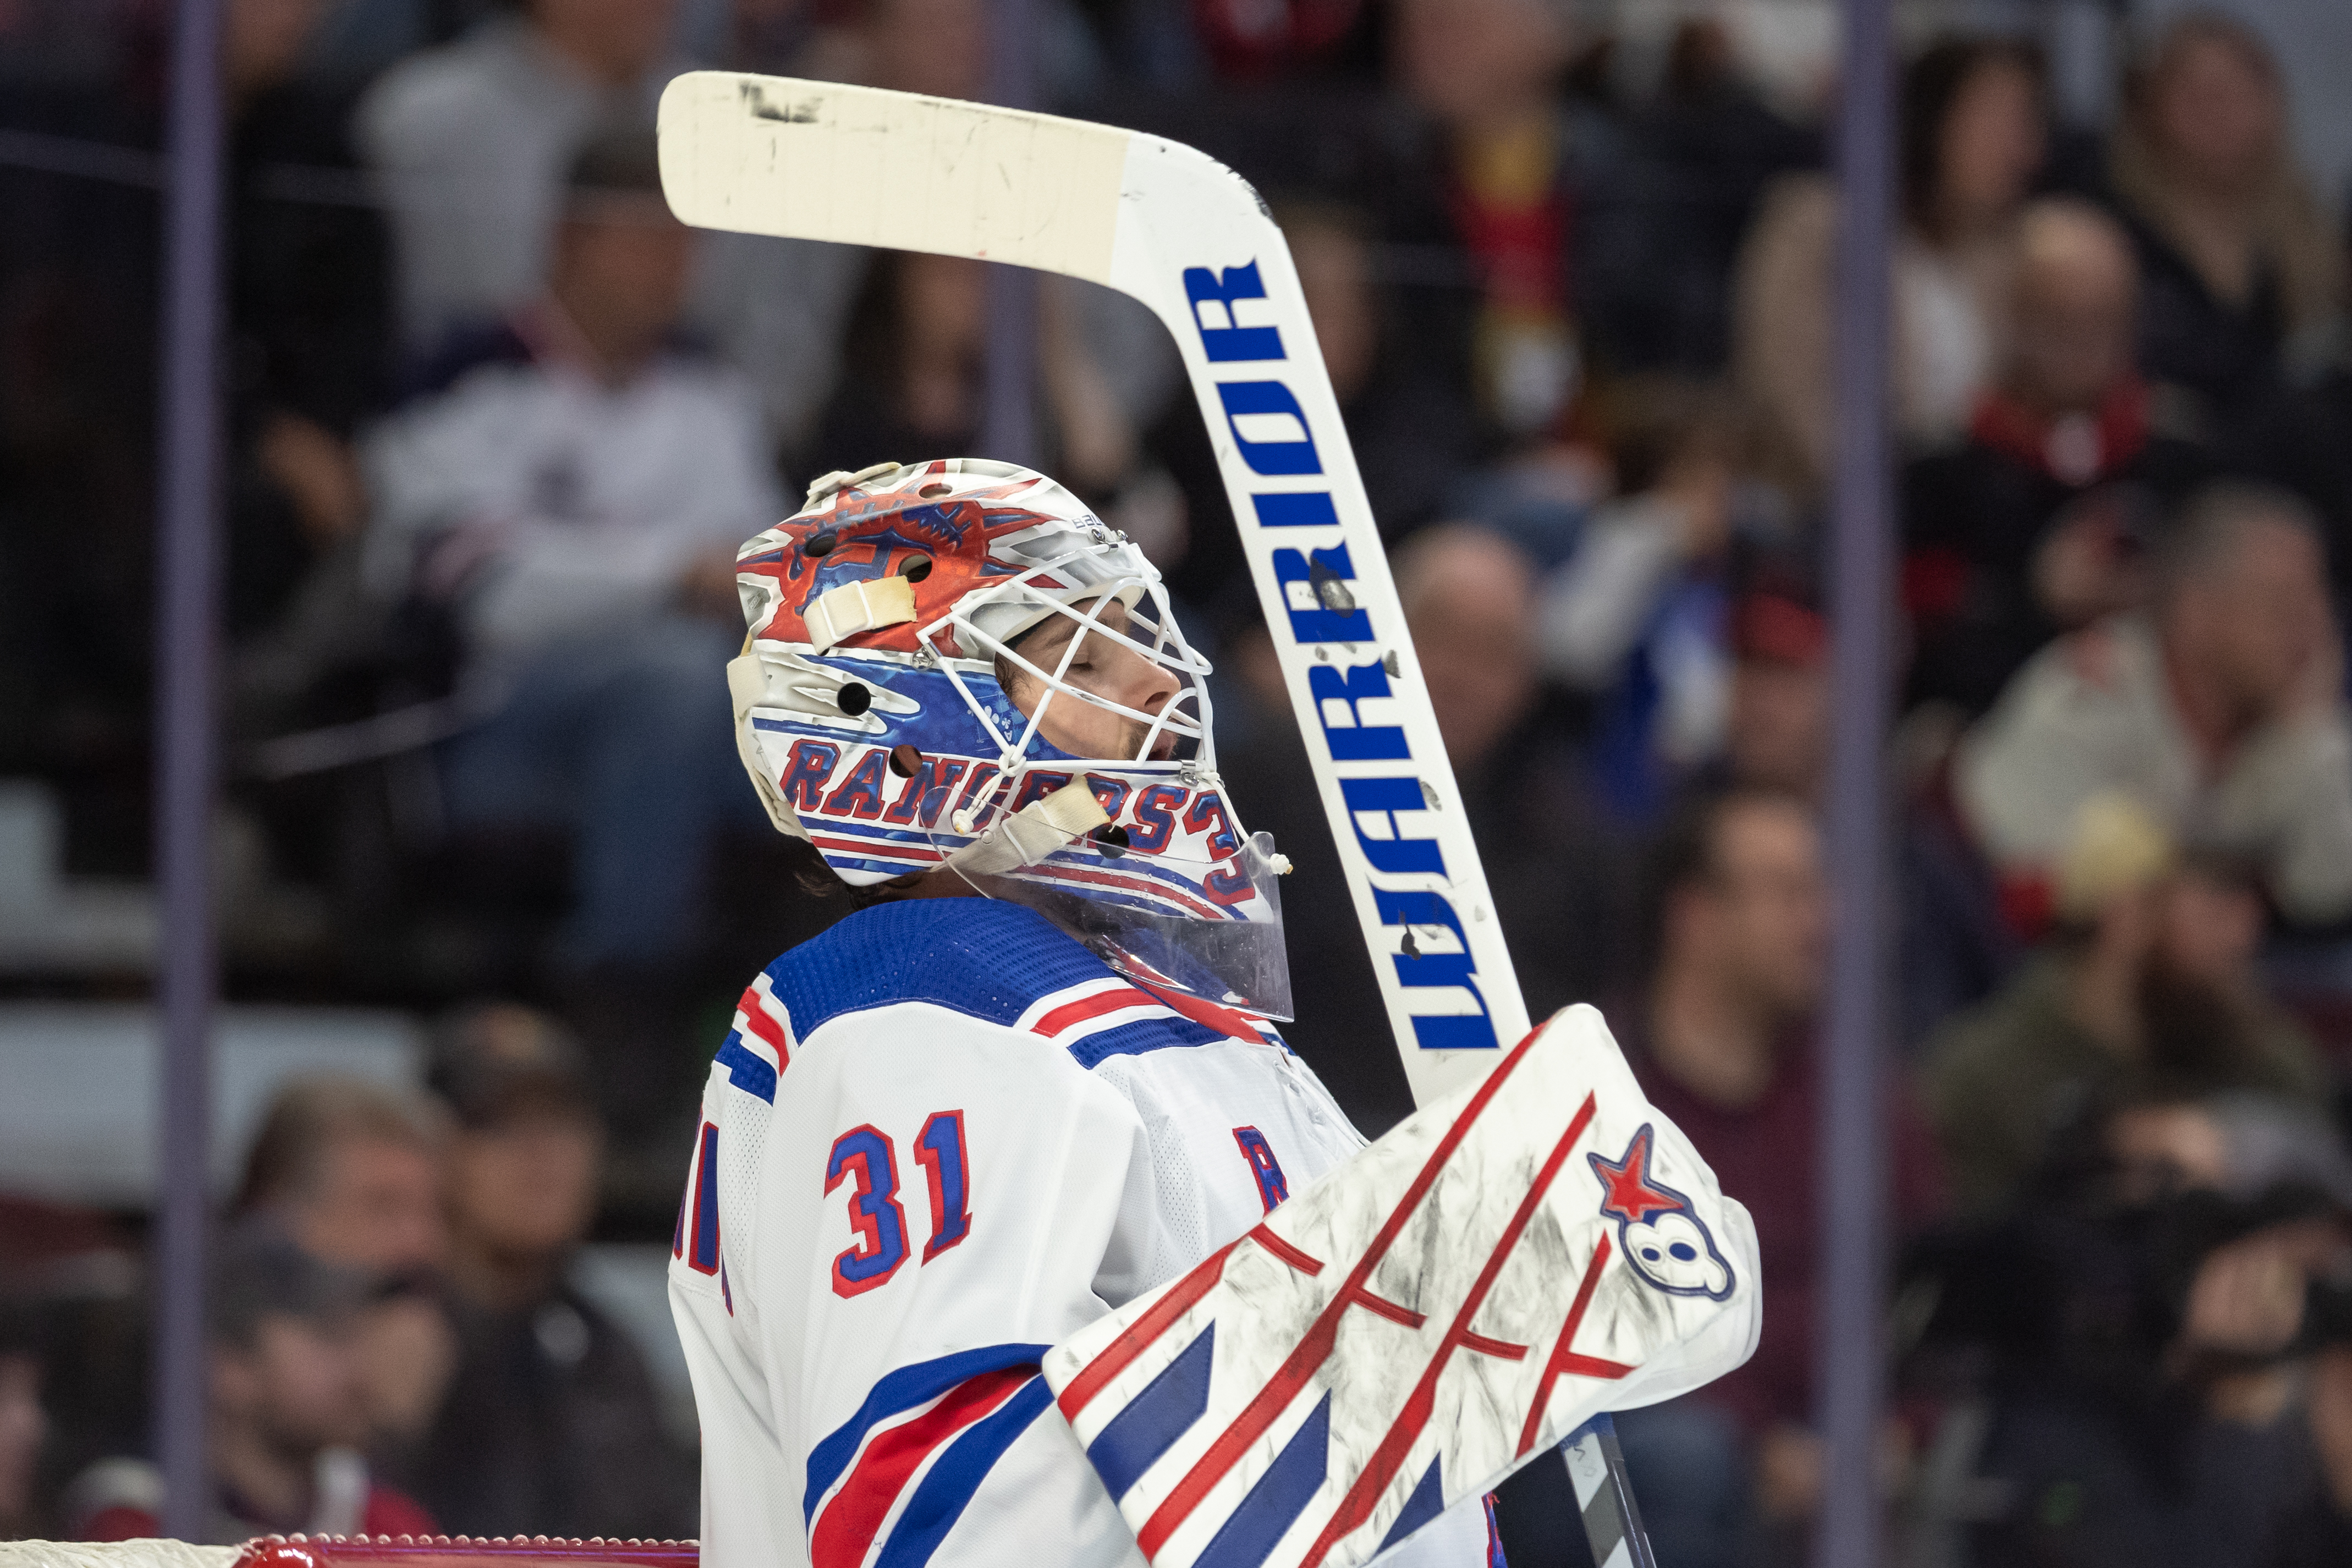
top-left (656, 71), bottom-right (1655, 1566)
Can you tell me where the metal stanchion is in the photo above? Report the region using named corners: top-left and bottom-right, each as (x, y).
top-left (1816, 0), bottom-right (1897, 1565)
top-left (153, 0), bottom-right (228, 1538)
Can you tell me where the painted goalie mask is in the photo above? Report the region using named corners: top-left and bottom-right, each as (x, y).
top-left (728, 458), bottom-right (1293, 1017)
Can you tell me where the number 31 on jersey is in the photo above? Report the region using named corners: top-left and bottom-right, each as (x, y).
top-left (823, 1110), bottom-right (973, 1296)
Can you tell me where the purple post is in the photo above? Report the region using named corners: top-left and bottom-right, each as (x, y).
top-left (153, 0), bottom-right (228, 1538)
top-left (982, 0), bottom-right (1037, 467)
top-left (1816, 1), bottom-right (1897, 1566)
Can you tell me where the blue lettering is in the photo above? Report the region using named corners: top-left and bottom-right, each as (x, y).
top-left (1183, 262), bottom-right (1286, 362)
top-left (1339, 778), bottom-right (1446, 876)
top-left (1218, 382), bottom-right (1322, 476)
top-left (1310, 663), bottom-right (1410, 760)
top-left (1372, 889), bottom-right (1500, 1050)
top-left (1251, 492), bottom-right (1341, 529)
top-left (1273, 546), bottom-right (1375, 643)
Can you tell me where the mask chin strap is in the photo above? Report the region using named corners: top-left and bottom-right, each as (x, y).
top-left (943, 778), bottom-right (1109, 881)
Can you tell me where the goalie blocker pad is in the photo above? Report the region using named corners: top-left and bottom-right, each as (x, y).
top-left (1042, 1006), bottom-right (1760, 1568)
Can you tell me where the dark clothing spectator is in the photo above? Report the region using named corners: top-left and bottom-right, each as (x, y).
top-left (395, 1003), bottom-right (697, 1538)
top-left (2268, 1494), bottom-right (2352, 1568)
top-left (1903, 377), bottom-right (2210, 716)
top-left (1624, 1024), bottom-right (1944, 1439)
top-left (2125, 214), bottom-right (2306, 417)
top-left (1972, 1385), bottom-right (2321, 1568)
top-left (69, 1230), bottom-right (436, 1545)
top-left (398, 1284), bottom-right (693, 1542)
top-left (2103, 16), bottom-right (2343, 450)
top-left (226, 67), bottom-right (394, 639)
top-left (1575, 21), bottom-right (1821, 376)
top-left (1928, 955), bottom-right (2327, 1219)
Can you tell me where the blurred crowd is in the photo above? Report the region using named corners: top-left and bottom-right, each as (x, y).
top-left (9, 0), bottom-right (2352, 1564)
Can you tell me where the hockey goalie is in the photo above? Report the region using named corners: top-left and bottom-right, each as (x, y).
top-left (664, 459), bottom-right (1760, 1568)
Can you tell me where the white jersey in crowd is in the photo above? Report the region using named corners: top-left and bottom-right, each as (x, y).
top-left (359, 310), bottom-right (785, 667)
top-left (668, 897), bottom-right (1498, 1568)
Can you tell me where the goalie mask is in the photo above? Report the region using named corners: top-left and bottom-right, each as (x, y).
top-left (728, 458), bottom-right (1292, 1019)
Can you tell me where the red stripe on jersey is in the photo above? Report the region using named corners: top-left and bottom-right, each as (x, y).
top-left (737, 986), bottom-right (788, 1058)
top-left (1133, 980), bottom-right (1272, 1046)
top-left (810, 1364), bottom-right (1037, 1568)
top-left (1031, 986), bottom-right (1161, 1039)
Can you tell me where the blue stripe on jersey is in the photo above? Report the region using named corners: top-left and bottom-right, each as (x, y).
top-left (713, 1031), bottom-right (778, 1103)
top-left (875, 1374), bottom-right (1055, 1568)
top-left (760, 900), bottom-right (1111, 1044)
top-left (1064, 1011), bottom-right (1232, 1069)
top-left (803, 1342), bottom-right (1050, 1528)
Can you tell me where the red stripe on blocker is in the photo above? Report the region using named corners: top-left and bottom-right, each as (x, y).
top-left (1134, 1024), bottom-right (1556, 1558)
top-left (1300, 1093), bottom-right (1600, 1568)
top-left (1515, 1234), bottom-right (1633, 1458)
top-left (810, 1365), bottom-right (1038, 1568)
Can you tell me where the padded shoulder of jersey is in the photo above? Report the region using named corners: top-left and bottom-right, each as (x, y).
top-left (763, 898), bottom-right (1113, 1039)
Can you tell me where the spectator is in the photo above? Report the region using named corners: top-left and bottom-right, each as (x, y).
top-left (2275, 1342), bottom-right (2352, 1565)
top-left (1386, 0), bottom-right (1589, 442)
top-left (355, 0), bottom-right (684, 350)
top-left (1737, 36), bottom-right (2048, 498)
top-left (1279, 200), bottom-right (1480, 542)
top-left (354, 0), bottom-right (891, 447)
top-left (236, 1078), bottom-right (447, 1278)
top-left (1956, 481), bottom-right (2352, 928)
top-left (1904, 197), bottom-right (2212, 717)
top-left (1535, 379), bottom-right (1742, 819)
top-left (2108, 14), bottom-right (2344, 422)
top-left (222, 0), bottom-right (394, 640)
top-left (0, 1302), bottom-right (46, 1540)
top-left (1494, 788), bottom-right (1942, 1566)
top-left (361, 128), bottom-right (784, 982)
top-left (1718, 592), bottom-right (1828, 804)
top-left (69, 1231), bottom-right (435, 1543)
top-left (802, 253), bottom-right (1171, 548)
top-left (233, 1078), bottom-right (453, 1460)
top-left (1575, 16), bottom-right (1822, 377)
top-left (1926, 794), bottom-right (2328, 1219)
top-left (395, 1003), bottom-right (694, 1541)
top-left (1943, 1093), bottom-right (2352, 1568)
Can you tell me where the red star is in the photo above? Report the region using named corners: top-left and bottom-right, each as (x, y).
top-left (1587, 1126), bottom-right (1685, 1226)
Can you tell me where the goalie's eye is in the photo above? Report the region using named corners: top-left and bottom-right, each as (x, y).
top-left (1670, 1242), bottom-right (1698, 1262)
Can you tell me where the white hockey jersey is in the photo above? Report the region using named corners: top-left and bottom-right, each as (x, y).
top-left (668, 897), bottom-right (1498, 1568)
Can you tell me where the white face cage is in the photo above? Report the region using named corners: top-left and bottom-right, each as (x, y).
top-left (936, 530), bottom-right (1217, 804)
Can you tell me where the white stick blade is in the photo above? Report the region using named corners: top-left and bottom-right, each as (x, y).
top-left (656, 70), bottom-right (1128, 284)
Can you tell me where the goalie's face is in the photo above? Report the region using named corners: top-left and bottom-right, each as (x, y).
top-left (997, 597), bottom-right (1193, 764)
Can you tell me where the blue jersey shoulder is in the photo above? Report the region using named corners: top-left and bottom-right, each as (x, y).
top-left (762, 897), bottom-right (1110, 1042)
